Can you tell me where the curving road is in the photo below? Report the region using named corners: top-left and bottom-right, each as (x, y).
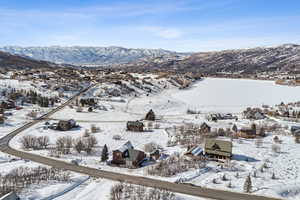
top-left (0, 85), bottom-right (282, 200)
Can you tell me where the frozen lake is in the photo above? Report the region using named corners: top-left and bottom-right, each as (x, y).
top-left (171, 78), bottom-right (300, 113)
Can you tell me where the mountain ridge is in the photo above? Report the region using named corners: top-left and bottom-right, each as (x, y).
top-left (0, 46), bottom-right (188, 66)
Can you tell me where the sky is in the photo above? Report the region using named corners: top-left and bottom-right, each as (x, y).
top-left (1, 0), bottom-right (300, 52)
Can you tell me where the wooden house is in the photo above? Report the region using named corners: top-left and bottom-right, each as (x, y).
top-left (112, 141), bottom-right (146, 168)
top-left (145, 109), bottom-right (155, 121)
top-left (57, 119), bottom-right (77, 131)
top-left (239, 127), bottom-right (256, 138)
top-left (126, 121), bottom-right (144, 132)
top-left (205, 139), bottom-right (232, 160)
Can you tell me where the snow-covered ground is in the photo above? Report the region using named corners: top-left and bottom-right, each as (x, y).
top-left (5, 77), bottom-right (300, 199)
top-left (172, 78), bottom-right (300, 113)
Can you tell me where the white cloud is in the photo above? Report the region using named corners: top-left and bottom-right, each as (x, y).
top-left (139, 26), bottom-right (183, 39)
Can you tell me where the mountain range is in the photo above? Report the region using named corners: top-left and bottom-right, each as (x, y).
top-left (0, 46), bottom-right (186, 66)
top-left (124, 44), bottom-right (300, 74)
top-left (1, 44), bottom-right (300, 74)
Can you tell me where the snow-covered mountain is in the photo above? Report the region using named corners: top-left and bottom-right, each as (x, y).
top-left (124, 44), bottom-right (300, 74)
top-left (0, 46), bottom-right (187, 66)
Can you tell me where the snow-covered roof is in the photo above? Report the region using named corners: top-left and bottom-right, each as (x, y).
top-left (0, 192), bottom-right (19, 200)
top-left (117, 141), bottom-right (134, 153)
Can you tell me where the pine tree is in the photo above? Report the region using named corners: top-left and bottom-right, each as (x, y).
top-left (232, 124), bottom-right (238, 132)
top-left (101, 144), bottom-right (109, 162)
top-left (271, 172), bottom-right (276, 180)
top-left (244, 175), bottom-right (252, 193)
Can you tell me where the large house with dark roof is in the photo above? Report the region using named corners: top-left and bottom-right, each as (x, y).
top-left (112, 141), bottom-right (146, 168)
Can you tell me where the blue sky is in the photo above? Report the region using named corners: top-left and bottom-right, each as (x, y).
top-left (1, 0), bottom-right (300, 51)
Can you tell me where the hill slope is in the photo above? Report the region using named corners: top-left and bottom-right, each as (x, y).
top-left (0, 51), bottom-right (59, 69)
top-left (124, 44), bottom-right (300, 74)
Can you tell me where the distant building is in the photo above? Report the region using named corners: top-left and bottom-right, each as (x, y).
top-left (205, 139), bottom-right (232, 160)
top-left (0, 100), bottom-right (15, 110)
top-left (239, 127), bottom-right (256, 138)
top-left (200, 122), bottom-right (211, 133)
top-left (145, 109), bottom-right (155, 121)
top-left (126, 121), bottom-right (144, 132)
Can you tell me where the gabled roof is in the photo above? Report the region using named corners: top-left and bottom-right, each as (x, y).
top-left (125, 148), bottom-right (144, 162)
top-left (205, 139), bottom-right (232, 157)
top-left (200, 122), bottom-right (210, 129)
top-left (116, 141), bottom-right (134, 153)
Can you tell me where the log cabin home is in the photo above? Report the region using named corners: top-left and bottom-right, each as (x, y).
top-left (205, 139), bottom-right (232, 160)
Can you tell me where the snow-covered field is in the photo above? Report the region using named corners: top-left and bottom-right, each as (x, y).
top-left (172, 78), bottom-right (300, 113)
top-left (4, 78), bottom-right (300, 199)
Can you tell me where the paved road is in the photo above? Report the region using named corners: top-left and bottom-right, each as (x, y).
top-left (0, 85), bottom-right (282, 200)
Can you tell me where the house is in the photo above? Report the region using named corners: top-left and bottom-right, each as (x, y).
top-left (57, 119), bottom-right (77, 131)
top-left (112, 141), bottom-right (146, 168)
top-left (243, 108), bottom-right (265, 120)
top-left (145, 109), bottom-right (155, 121)
top-left (200, 122), bottom-right (211, 133)
top-left (126, 121), bottom-right (144, 132)
top-left (0, 100), bottom-right (15, 109)
top-left (239, 126), bottom-right (256, 138)
top-left (205, 139), bottom-right (232, 160)
top-left (0, 192), bottom-right (20, 200)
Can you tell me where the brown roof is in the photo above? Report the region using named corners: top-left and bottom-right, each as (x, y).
top-left (205, 139), bottom-right (232, 157)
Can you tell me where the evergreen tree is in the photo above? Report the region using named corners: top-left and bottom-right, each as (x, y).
top-left (232, 124), bottom-right (238, 132)
top-left (101, 144), bottom-right (109, 162)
